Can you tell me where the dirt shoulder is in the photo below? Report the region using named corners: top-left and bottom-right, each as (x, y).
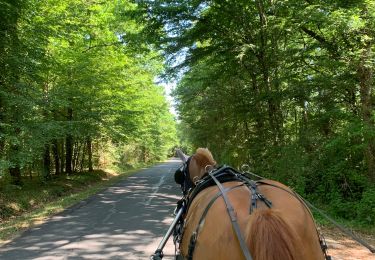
top-left (320, 226), bottom-right (375, 260)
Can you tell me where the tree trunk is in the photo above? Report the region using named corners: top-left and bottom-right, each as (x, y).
top-left (87, 137), bottom-right (93, 171)
top-left (52, 139), bottom-right (60, 175)
top-left (356, 4), bottom-right (375, 181)
top-left (358, 39), bottom-right (375, 181)
top-left (72, 141), bottom-right (82, 172)
top-left (4, 2), bottom-right (23, 186)
top-left (9, 166), bottom-right (21, 185)
top-left (43, 143), bottom-right (51, 180)
top-left (65, 107), bottom-right (73, 174)
top-left (72, 141), bottom-right (77, 172)
top-left (9, 126), bottom-right (22, 185)
top-left (66, 135), bottom-right (73, 174)
top-left (9, 128), bottom-right (22, 186)
top-left (60, 139), bottom-right (65, 174)
top-left (79, 141), bottom-right (86, 172)
top-left (255, 0), bottom-right (283, 146)
top-left (0, 99), bottom-right (4, 156)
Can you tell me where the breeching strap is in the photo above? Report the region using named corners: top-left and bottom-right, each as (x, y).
top-left (209, 172), bottom-right (253, 260)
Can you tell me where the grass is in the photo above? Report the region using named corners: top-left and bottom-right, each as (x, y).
top-left (0, 167), bottom-right (147, 245)
top-left (314, 212), bottom-right (375, 243)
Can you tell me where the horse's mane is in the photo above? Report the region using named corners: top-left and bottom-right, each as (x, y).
top-left (193, 148), bottom-right (216, 168)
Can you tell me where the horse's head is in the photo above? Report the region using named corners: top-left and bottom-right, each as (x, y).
top-left (175, 148), bottom-right (217, 194)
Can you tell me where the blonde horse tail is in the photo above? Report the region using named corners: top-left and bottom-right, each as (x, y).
top-left (246, 209), bottom-right (303, 260)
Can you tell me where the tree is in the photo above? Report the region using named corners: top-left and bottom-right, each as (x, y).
top-left (136, 0), bottom-right (375, 223)
top-left (0, 0), bottom-right (177, 183)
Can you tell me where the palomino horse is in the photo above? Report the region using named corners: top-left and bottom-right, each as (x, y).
top-left (174, 148), bottom-right (327, 260)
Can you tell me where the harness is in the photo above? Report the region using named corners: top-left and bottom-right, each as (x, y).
top-left (176, 166), bottom-right (270, 260)
top-left (174, 165), bottom-right (331, 260)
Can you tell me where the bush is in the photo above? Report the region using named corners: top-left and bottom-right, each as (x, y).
top-left (356, 187), bottom-right (375, 225)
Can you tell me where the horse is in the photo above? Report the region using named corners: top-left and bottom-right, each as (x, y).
top-left (174, 148), bottom-right (328, 260)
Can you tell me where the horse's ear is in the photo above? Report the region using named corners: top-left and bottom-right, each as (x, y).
top-left (195, 148), bottom-right (216, 166)
top-left (176, 148), bottom-right (189, 163)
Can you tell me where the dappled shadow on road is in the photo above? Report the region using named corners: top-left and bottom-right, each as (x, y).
top-left (0, 162), bottom-right (182, 259)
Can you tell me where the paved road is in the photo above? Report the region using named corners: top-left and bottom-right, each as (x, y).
top-left (0, 159), bottom-right (183, 260)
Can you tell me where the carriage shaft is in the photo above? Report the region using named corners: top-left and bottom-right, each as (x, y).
top-left (155, 206), bottom-right (184, 253)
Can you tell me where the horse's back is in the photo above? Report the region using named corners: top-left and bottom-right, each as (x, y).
top-left (181, 180), bottom-right (324, 260)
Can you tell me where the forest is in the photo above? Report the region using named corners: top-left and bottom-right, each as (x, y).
top-left (0, 0), bottom-right (374, 230)
top-left (0, 0), bottom-right (177, 222)
top-left (0, 0), bottom-right (177, 182)
top-left (135, 0), bottom-right (375, 227)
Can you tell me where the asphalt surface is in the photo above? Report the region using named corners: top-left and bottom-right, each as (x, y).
top-left (0, 159), bottom-right (183, 260)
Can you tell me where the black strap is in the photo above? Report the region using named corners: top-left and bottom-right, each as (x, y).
top-left (187, 184), bottom-right (245, 260)
top-left (187, 166), bottom-right (240, 208)
top-left (209, 172), bottom-right (253, 260)
top-left (246, 180), bottom-right (258, 214)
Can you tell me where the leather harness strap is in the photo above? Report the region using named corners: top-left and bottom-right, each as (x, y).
top-left (187, 184), bottom-right (245, 260)
top-left (209, 172), bottom-right (253, 260)
top-left (243, 179), bottom-right (272, 214)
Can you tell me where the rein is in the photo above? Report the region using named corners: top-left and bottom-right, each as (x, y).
top-left (186, 184), bottom-right (245, 260)
top-left (209, 172), bottom-right (253, 260)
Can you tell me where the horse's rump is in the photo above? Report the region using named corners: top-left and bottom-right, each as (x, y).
top-left (174, 148), bottom-right (325, 259)
top-left (247, 209), bottom-right (302, 260)
top-left (180, 180), bottom-right (324, 260)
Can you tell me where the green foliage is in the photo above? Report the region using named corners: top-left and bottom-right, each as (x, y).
top-left (0, 170), bottom-right (110, 221)
top-left (357, 187), bottom-right (375, 225)
top-left (0, 0), bottom-right (177, 180)
top-left (137, 0), bottom-right (375, 227)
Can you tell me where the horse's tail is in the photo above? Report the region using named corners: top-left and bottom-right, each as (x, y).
top-left (245, 209), bottom-right (303, 260)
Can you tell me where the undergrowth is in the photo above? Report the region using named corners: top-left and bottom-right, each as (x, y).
top-left (0, 171), bottom-right (108, 222)
top-left (0, 166), bottom-right (148, 243)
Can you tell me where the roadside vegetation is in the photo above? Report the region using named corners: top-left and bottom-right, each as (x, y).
top-left (0, 0), bottom-right (177, 241)
top-left (0, 167), bottom-right (148, 243)
top-left (136, 0), bottom-right (375, 232)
